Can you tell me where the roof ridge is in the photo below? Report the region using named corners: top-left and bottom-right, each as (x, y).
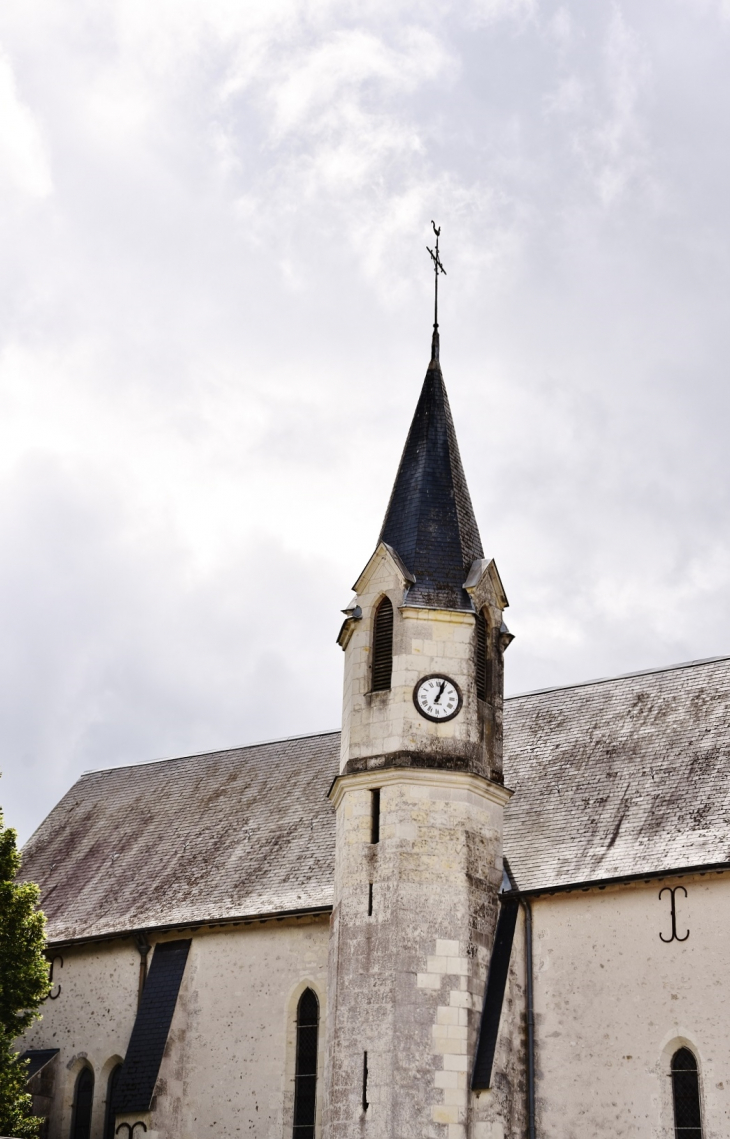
top-left (505, 653), bottom-right (730, 702)
top-left (79, 727), bottom-right (341, 778)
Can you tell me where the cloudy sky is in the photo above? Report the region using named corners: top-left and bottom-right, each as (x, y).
top-left (2, 0), bottom-right (730, 841)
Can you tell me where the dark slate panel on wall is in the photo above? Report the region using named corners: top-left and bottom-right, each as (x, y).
top-left (472, 898), bottom-right (519, 1091)
top-left (115, 939), bottom-right (191, 1113)
top-left (20, 1049), bottom-right (59, 1080)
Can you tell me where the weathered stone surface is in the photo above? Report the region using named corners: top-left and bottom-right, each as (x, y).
top-left (325, 771), bottom-right (509, 1139)
top-left (20, 918), bottom-right (329, 1139)
top-left (329, 480), bottom-right (511, 1139)
top-left (341, 544), bottom-right (508, 781)
top-left (526, 872), bottom-right (730, 1136)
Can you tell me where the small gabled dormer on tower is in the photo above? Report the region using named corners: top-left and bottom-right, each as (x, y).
top-left (337, 325), bottom-right (512, 784)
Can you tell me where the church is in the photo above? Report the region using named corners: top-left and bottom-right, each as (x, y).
top-left (15, 300), bottom-right (730, 1139)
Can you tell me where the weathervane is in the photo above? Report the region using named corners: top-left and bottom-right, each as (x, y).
top-left (428, 219), bottom-right (444, 332)
top-left (426, 221), bottom-right (446, 362)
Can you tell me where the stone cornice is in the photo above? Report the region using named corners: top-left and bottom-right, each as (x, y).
top-left (328, 765), bottom-right (513, 810)
top-left (398, 605), bottom-right (475, 625)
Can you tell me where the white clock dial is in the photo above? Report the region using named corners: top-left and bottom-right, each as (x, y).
top-left (413, 675), bottom-right (462, 722)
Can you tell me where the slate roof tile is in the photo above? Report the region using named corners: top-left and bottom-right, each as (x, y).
top-left (378, 359), bottom-right (483, 611)
top-left (503, 656), bottom-right (730, 891)
top-left (21, 732), bottom-right (340, 943)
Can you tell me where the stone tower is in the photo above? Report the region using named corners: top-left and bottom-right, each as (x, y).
top-left (325, 326), bottom-right (513, 1139)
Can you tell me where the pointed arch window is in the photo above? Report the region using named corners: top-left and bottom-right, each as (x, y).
top-left (671, 1047), bottom-right (703, 1137)
top-left (371, 597), bottom-right (393, 692)
top-left (103, 1064), bottom-right (122, 1139)
top-left (475, 611), bottom-right (488, 701)
top-left (70, 1066), bottom-right (94, 1139)
top-left (293, 988), bottom-right (319, 1138)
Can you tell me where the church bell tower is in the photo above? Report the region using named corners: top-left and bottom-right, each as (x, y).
top-left (325, 240), bottom-right (513, 1139)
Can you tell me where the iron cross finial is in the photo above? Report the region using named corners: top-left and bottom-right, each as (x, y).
top-left (426, 220), bottom-right (446, 331)
top-left (426, 221), bottom-right (446, 363)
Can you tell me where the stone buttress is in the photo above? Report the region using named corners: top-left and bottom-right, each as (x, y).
top-left (325, 330), bottom-right (513, 1139)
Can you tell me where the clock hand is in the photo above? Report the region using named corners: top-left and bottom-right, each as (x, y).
top-left (434, 681), bottom-right (447, 704)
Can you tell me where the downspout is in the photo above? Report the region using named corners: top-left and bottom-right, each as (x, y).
top-left (520, 898), bottom-right (536, 1139)
top-left (134, 932), bottom-right (151, 1009)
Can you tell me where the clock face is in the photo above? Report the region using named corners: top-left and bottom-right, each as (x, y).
top-left (413, 675), bottom-right (462, 722)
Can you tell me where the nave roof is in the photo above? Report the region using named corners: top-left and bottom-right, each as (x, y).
top-left (503, 654), bottom-right (730, 893)
top-left (23, 730), bottom-right (340, 944)
top-left (20, 656), bottom-right (730, 943)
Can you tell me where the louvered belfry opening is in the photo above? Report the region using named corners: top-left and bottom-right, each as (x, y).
top-left (475, 611), bottom-right (488, 701)
top-left (293, 988), bottom-right (319, 1138)
top-left (371, 597), bottom-right (394, 691)
top-left (71, 1067), bottom-right (94, 1139)
top-left (671, 1048), bottom-right (703, 1137)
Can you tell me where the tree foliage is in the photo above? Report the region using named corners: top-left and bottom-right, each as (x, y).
top-left (0, 807), bottom-right (50, 1138)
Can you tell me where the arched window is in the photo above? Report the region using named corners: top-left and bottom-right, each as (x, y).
top-left (70, 1066), bottom-right (94, 1139)
top-left (103, 1064), bottom-right (122, 1139)
top-left (371, 597), bottom-right (393, 692)
top-left (475, 611), bottom-right (488, 701)
top-left (293, 988), bottom-right (319, 1139)
top-left (671, 1047), bottom-right (703, 1138)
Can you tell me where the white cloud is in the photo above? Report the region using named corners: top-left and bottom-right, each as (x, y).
top-left (543, 74), bottom-right (584, 116)
top-left (548, 6), bottom-right (573, 46)
top-left (468, 0), bottom-right (537, 26)
top-left (541, 6), bottom-right (652, 208)
top-left (265, 28), bottom-right (448, 138)
top-left (0, 46), bottom-right (52, 198)
top-left (591, 5), bottom-right (651, 204)
top-left (2, 0), bottom-right (730, 841)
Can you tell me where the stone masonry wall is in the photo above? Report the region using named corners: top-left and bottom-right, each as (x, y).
top-left (325, 769), bottom-right (509, 1139)
top-left (529, 873), bottom-right (730, 1138)
top-left (341, 548), bottom-right (507, 781)
top-left (19, 917), bottom-right (330, 1139)
top-left (19, 939), bottom-right (139, 1139)
top-left (470, 905), bottom-right (527, 1139)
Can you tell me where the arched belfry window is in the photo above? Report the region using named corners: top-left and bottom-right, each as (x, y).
top-left (293, 988), bottom-right (319, 1138)
top-left (371, 597), bottom-right (393, 692)
top-left (70, 1066), bottom-right (94, 1139)
top-left (475, 611), bottom-right (488, 701)
top-left (671, 1047), bottom-right (703, 1138)
top-left (103, 1063), bottom-right (122, 1139)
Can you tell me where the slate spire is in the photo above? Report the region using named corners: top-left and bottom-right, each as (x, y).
top-left (378, 341), bottom-right (484, 611)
